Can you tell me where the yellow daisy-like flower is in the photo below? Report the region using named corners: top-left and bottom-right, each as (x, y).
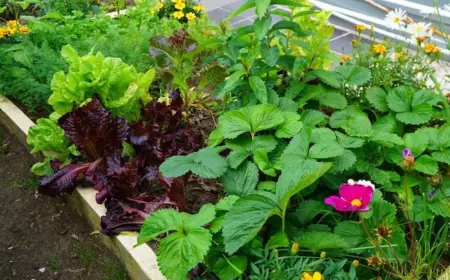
top-left (174, 1), bottom-right (185, 10)
top-left (0, 28), bottom-right (9, 37)
top-left (173, 10), bottom-right (185, 19)
top-left (186, 12), bottom-right (196, 21)
top-left (8, 27), bottom-right (17, 35)
top-left (354, 24), bottom-right (366, 32)
top-left (150, 8), bottom-right (156, 14)
top-left (301, 272), bottom-right (323, 280)
top-left (19, 26), bottom-right (30, 34)
top-left (7, 20), bottom-right (19, 29)
top-left (395, 52), bottom-right (405, 59)
top-left (372, 44), bottom-right (387, 55)
top-left (340, 55), bottom-right (351, 62)
top-left (193, 4), bottom-right (205, 12)
top-left (157, 2), bottom-right (164, 9)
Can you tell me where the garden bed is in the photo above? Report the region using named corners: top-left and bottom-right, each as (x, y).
top-left (0, 96), bottom-right (165, 280)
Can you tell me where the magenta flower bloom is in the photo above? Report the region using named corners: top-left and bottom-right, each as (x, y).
top-left (324, 183), bottom-right (374, 212)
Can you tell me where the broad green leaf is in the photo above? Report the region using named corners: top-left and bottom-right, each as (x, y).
top-left (296, 232), bottom-right (348, 252)
top-left (319, 92), bottom-right (347, 109)
top-left (223, 193), bottom-right (281, 254)
top-left (371, 132), bottom-right (404, 146)
top-left (294, 200), bottom-right (325, 225)
top-left (404, 130), bottom-right (428, 156)
top-left (252, 135), bottom-right (278, 152)
top-left (160, 148), bottom-right (228, 179)
top-left (313, 70), bottom-right (341, 88)
top-left (280, 129), bottom-right (311, 167)
top-left (31, 160), bottom-right (54, 177)
top-left (270, 20), bottom-right (305, 35)
top-left (335, 66), bottom-right (371, 86)
top-left (255, 0), bottom-right (271, 18)
top-left (333, 149), bottom-right (357, 173)
top-left (373, 114), bottom-right (401, 133)
top-left (257, 181), bottom-right (277, 192)
top-left (300, 110), bottom-right (326, 127)
top-left (285, 80), bottom-right (304, 98)
top-left (267, 232), bottom-right (289, 249)
top-left (329, 106), bottom-right (365, 129)
top-left (311, 128), bottom-right (336, 143)
top-left (158, 228), bottom-right (211, 280)
top-left (221, 161), bottom-right (259, 196)
top-left (137, 209), bottom-right (184, 245)
top-left (396, 104), bottom-right (433, 125)
top-left (345, 115), bottom-right (373, 137)
top-left (218, 110), bottom-right (251, 139)
top-left (271, 0), bottom-right (308, 7)
top-left (429, 189), bottom-right (450, 217)
top-left (277, 162), bottom-right (332, 209)
top-left (261, 45), bottom-right (280, 67)
top-left (249, 76), bottom-right (268, 104)
top-left (188, 204), bottom-right (216, 228)
top-left (250, 104), bottom-right (285, 134)
top-left (253, 149), bottom-right (277, 176)
top-left (425, 126), bottom-right (450, 150)
top-left (275, 112), bottom-right (304, 138)
top-left (208, 129), bottom-right (224, 147)
top-left (216, 196), bottom-right (240, 212)
top-left (335, 131), bottom-right (364, 148)
top-left (414, 155), bottom-right (438, 175)
top-left (364, 200), bottom-right (396, 229)
top-left (412, 89), bottom-right (439, 107)
top-left (366, 87), bottom-right (388, 112)
top-left (309, 142), bottom-right (344, 159)
top-left (386, 86), bottom-right (413, 113)
top-left (213, 255), bottom-right (248, 280)
top-left (432, 150), bottom-right (450, 164)
top-left (227, 148), bottom-right (250, 169)
top-left (334, 221), bottom-right (366, 253)
top-left (254, 16), bottom-right (272, 40)
top-left (278, 97), bottom-right (298, 112)
top-left (227, 0), bottom-right (255, 18)
top-left (220, 71), bottom-right (246, 96)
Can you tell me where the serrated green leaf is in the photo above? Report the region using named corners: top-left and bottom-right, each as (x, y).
top-left (294, 200), bottom-right (325, 225)
top-left (249, 76), bottom-right (268, 104)
top-left (300, 110), bottom-right (327, 127)
top-left (366, 87), bottom-right (388, 112)
top-left (220, 70), bottom-right (246, 96)
top-left (311, 128), bottom-right (336, 143)
top-left (261, 46), bottom-right (280, 67)
top-left (188, 204), bottom-right (216, 228)
top-left (296, 232), bottom-right (348, 252)
top-left (415, 155), bottom-right (438, 175)
top-left (221, 161), bottom-right (259, 196)
top-left (267, 232), bottom-right (289, 249)
top-left (218, 110), bottom-right (251, 139)
top-left (335, 66), bottom-right (371, 86)
top-left (373, 114), bottom-right (401, 133)
top-left (404, 130), bottom-right (428, 157)
top-left (313, 70), bottom-right (341, 88)
top-left (160, 148), bottom-right (228, 179)
top-left (275, 112), bottom-right (304, 138)
top-left (396, 104), bottom-right (433, 125)
top-left (333, 149), bottom-right (357, 173)
top-left (335, 131), bottom-right (364, 148)
top-left (309, 142), bottom-right (344, 159)
top-left (137, 209), bottom-right (184, 245)
top-left (345, 115), bottom-right (373, 137)
top-left (213, 255), bottom-right (248, 280)
top-left (371, 132), bottom-right (404, 146)
top-left (319, 92), bottom-right (347, 109)
top-left (329, 106), bottom-right (365, 129)
top-left (412, 89), bottom-right (439, 107)
top-left (251, 135), bottom-right (278, 152)
top-left (432, 149), bottom-right (450, 164)
top-left (278, 97), bottom-right (298, 112)
top-left (208, 129), bottom-right (224, 147)
top-left (223, 193), bottom-right (281, 254)
top-left (250, 104), bottom-right (285, 134)
top-left (280, 130), bottom-right (310, 167)
top-left (216, 196), bottom-right (240, 212)
top-left (386, 86), bottom-right (413, 113)
top-left (257, 181), bottom-right (277, 192)
top-left (253, 149), bottom-right (276, 176)
top-left (334, 221), bottom-right (366, 253)
top-left (158, 228), bottom-right (212, 280)
top-left (227, 148), bottom-right (250, 169)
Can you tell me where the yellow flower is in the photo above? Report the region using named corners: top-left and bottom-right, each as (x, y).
top-left (173, 10), bottom-right (184, 19)
top-left (8, 27), bottom-right (17, 35)
top-left (193, 4), bottom-right (205, 12)
top-left (7, 20), bottom-right (19, 29)
top-left (301, 272), bottom-right (323, 280)
top-left (150, 8), bottom-right (156, 14)
top-left (320, 251), bottom-right (326, 259)
top-left (351, 39), bottom-right (357, 45)
top-left (19, 26), bottom-right (30, 34)
top-left (157, 2), bottom-right (164, 9)
top-left (340, 55), bottom-right (351, 62)
top-left (174, 1), bottom-right (185, 10)
top-left (355, 24), bottom-right (366, 32)
top-left (424, 43), bottom-right (440, 53)
top-left (372, 44), bottom-right (387, 55)
top-left (395, 52), bottom-right (405, 59)
top-left (352, 260), bottom-right (360, 267)
top-left (186, 12), bottom-right (196, 21)
top-left (0, 28), bottom-right (9, 37)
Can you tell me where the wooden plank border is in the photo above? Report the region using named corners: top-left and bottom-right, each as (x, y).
top-left (0, 96), bottom-right (166, 280)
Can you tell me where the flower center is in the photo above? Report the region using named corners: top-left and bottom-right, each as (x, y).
top-left (351, 199), bottom-right (362, 207)
top-left (393, 17), bottom-right (400, 23)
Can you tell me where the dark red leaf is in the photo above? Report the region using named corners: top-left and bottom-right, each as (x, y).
top-left (39, 163), bottom-right (91, 196)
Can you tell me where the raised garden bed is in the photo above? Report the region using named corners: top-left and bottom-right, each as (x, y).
top-left (0, 96), bottom-right (165, 280)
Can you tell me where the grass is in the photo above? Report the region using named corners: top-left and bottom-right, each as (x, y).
top-left (48, 254), bottom-right (58, 272)
top-left (6, 176), bottom-right (39, 190)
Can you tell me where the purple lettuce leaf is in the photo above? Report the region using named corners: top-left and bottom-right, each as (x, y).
top-left (58, 96), bottom-right (129, 160)
top-left (39, 163), bottom-right (91, 196)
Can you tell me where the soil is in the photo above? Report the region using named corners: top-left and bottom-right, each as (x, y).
top-left (0, 124), bottom-right (128, 280)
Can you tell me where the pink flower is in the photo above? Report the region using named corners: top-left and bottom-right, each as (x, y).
top-left (324, 183), bottom-right (374, 212)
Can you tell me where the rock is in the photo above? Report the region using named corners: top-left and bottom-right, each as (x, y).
top-left (39, 267), bottom-right (45, 273)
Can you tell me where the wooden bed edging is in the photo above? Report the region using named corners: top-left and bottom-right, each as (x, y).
top-left (0, 96), bottom-right (166, 280)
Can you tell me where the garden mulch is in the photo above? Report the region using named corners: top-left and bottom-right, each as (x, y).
top-left (0, 124), bottom-right (128, 280)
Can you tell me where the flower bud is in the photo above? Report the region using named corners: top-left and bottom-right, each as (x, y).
top-left (320, 251), bottom-right (326, 259)
top-left (274, 249), bottom-right (278, 255)
top-left (352, 260), bottom-right (360, 267)
top-left (291, 243), bottom-right (299, 255)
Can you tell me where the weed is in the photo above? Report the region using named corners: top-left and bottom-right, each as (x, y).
top-left (48, 254), bottom-right (58, 272)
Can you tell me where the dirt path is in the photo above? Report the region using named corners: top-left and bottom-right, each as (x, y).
top-left (0, 124), bottom-right (128, 280)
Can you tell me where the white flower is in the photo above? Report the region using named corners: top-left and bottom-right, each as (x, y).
top-left (408, 22), bottom-right (433, 40)
top-left (385, 8), bottom-right (407, 29)
top-left (356, 180), bottom-right (375, 190)
top-left (347, 179), bottom-right (356, 185)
